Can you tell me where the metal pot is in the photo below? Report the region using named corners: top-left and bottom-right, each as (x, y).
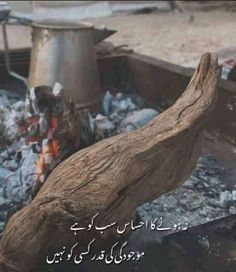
top-left (1, 6), bottom-right (116, 110)
top-left (28, 21), bottom-right (102, 110)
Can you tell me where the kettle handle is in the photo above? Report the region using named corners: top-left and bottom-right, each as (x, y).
top-left (1, 22), bottom-right (28, 84)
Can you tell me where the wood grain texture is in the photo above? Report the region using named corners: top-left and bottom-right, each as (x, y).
top-left (0, 53), bottom-right (219, 272)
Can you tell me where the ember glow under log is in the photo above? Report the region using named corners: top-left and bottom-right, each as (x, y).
top-left (0, 53), bottom-right (219, 272)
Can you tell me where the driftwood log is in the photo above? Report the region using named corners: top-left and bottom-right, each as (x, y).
top-left (0, 53), bottom-right (219, 271)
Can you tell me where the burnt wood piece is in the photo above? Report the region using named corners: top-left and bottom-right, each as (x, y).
top-left (0, 53), bottom-right (219, 272)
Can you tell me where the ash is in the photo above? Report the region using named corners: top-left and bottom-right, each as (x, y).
top-left (129, 155), bottom-right (236, 249)
top-left (0, 90), bottom-right (32, 232)
top-left (90, 89), bottom-right (160, 140)
top-left (0, 83), bottom-right (83, 233)
top-left (0, 88), bottom-right (235, 242)
top-left (0, 88), bottom-right (160, 233)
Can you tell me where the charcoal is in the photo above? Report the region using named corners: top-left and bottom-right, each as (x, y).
top-left (0, 84), bottom-right (97, 231)
top-left (198, 235), bottom-right (210, 250)
top-left (110, 94), bottom-right (136, 113)
top-left (52, 82), bottom-right (63, 97)
top-left (0, 221), bottom-right (4, 233)
top-left (119, 108), bottom-right (159, 133)
top-left (229, 206), bottom-right (236, 214)
top-left (206, 198), bottom-right (222, 208)
top-left (0, 89), bottom-right (23, 103)
top-left (0, 100), bottom-right (25, 144)
top-left (91, 90), bottom-right (160, 140)
top-left (0, 166), bottom-right (12, 183)
top-left (0, 94), bottom-right (10, 108)
top-left (232, 190), bottom-right (236, 201)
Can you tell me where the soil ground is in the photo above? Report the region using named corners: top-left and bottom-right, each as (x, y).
top-left (1, 10), bottom-right (236, 67)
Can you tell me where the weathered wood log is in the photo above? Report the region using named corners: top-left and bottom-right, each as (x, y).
top-left (0, 53), bottom-right (219, 272)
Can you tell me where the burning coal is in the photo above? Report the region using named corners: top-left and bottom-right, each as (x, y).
top-left (0, 85), bottom-right (160, 233)
top-left (0, 83), bottom-right (82, 230)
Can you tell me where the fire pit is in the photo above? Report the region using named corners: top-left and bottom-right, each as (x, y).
top-left (0, 47), bottom-right (235, 272)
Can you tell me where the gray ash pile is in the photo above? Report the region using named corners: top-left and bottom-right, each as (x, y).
top-left (90, 89), bottom-right (160, 140)
top-left (0, 89), bottom-right (26, 231)
top-left (0, 84), bottom-right (81, 233)
top-left (0, 87), bottom-right (160, 234)
top-left (0, 90), bottom-right (25, 148)
top-left (129, 155), bottom-right (236, 248)
top-left (0, 86), bottom-right (235, 245)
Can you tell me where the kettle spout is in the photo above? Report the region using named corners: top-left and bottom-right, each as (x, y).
top-left (92, 25), bottom-right (117, 45)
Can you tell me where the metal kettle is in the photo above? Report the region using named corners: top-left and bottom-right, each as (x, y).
top-left (28, 21), bottom-right (102, 110)
top-left (1, 3), bottom-right (117, 110)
